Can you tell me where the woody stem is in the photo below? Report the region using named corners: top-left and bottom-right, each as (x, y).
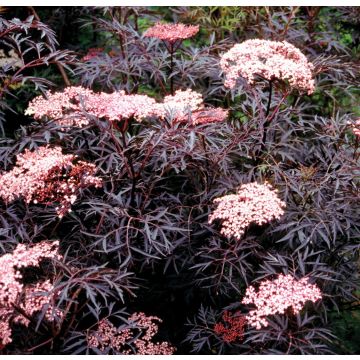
top-left (170, 43), bottom-right (174, 95)
top-left (265, 80), bottom-right (273, 118)
top-left (262, 80), bottom-right (273, 147)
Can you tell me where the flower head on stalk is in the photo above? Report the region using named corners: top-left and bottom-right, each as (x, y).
top-left (144, 22), bottom-right (199, 44)
top-left (220, 39), bottom-right (315, 94)
top-left (191, 107), bottom-right (229, 125)
top-left (0, 241), bottom-right (62, 348)
top-left (25, 86), bottom-right (162, 127)
top-left (26, 86), bottom-right (228, 128)
top-left (0, 146), bottom-right (102, 218)
top-left (144, 23), bottom-right (199, 95)
top-left (88, 312), bottom-right (175, 354)
top-left (160, 89), bottom-right (204, 121)
top-left (209, 182), bottom-right (285, 240)
top-left (214, 311), bottom-right (246, 343)
top-left (242, 274), bottom-right (322, 329)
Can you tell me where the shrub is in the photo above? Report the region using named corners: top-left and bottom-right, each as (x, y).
top-left (0, 6), bottom-right (359, 355)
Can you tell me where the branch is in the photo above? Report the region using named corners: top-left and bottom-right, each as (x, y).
top-left (28, 6), bottom-right (71, 86)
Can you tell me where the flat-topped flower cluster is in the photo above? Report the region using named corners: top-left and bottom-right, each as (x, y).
top-left (25, 87), bottom-right (228, 127)
top-left (214, 311), bottom-right (247, 343)
top-left (242, 274), bottom-right (322, 329)
top-left (209, 182), bottom-right (286, 240)
top-left (0, 146), bottom-right (102, 218)
top-left (0, 241), bottom-right (61, 348)
top-left (220, 39), bottom-right (315, 94)
top-left (143, 22), bottom-right (199, 44)
top-left (88, 312), bottom-right (175, 355)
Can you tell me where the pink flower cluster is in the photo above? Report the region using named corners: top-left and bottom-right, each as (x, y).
top-left (25, 86), bottom-right (161, 127)
top-left (220, 39), bottom-right (315, 94)
top-left (161, 90), bottom-right (229, 125)
top-left (161, 89), bottom-right (204, 121)
top-left (25, 86), bottom-right (94, 127)
top-left (351, 118), bottom-right (360, 138)
top-left (88, 319), bottom-right (131, 353)
top-left (144, 22), bottom-right (199, 44)
top-left (242, 274), bottom-right (322, 329)
top-left (191, 107), bottom-right (229, 125)
top-left (101, 91), bottom-right (161, 122)
top-left (209, 182), bottom-right (286, 240)
top-left (25, 86), bottom-right (228, 127)
top-left (0, 241), bottom-right (61, 348)
top-left (213, 311), bottom-right (246, 343)
top-left (0, 146), bottom-right (102, 218)
top-left (88, 312), bottom-right (175, 355)
top-left (82, 47), bottom-right (104, 61)
top-left (12, 280), bottom-right (62, 327)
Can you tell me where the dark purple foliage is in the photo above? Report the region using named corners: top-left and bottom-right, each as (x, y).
top-left (0, 6), bottom-right (359, 355)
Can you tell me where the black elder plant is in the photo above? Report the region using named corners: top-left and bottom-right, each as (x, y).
top-left (0, 6), bottom-right (359, 355)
